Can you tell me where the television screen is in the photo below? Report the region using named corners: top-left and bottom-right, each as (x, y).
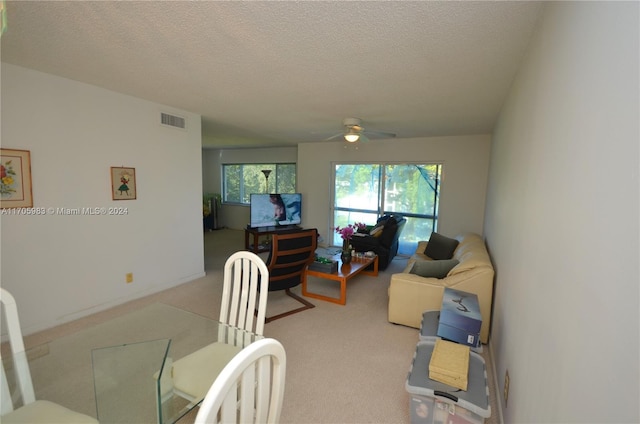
top-left (250, 193), bottom-right (302, 228)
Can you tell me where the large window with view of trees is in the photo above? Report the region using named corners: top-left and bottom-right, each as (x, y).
top-left (333, 163), bottom-right (441, 255)
top-left (223, 164), bottom-right (296, 204)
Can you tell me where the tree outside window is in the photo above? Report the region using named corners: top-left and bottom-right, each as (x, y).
top-left (223, 164), bottom-right (296, 204)
top-left (333, 163), bottom-right (441, 254)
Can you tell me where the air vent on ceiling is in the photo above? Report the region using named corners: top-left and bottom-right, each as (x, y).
top-left (160, 112), bottom-right (186, 129)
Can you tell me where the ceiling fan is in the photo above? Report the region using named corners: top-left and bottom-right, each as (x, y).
top-left (324, 118), bottom-right (396, 143)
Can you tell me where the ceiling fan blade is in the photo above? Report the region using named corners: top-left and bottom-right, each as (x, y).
top-left (320, 118), bottom-right (395, 143)
top-left (323, 133), bottom-right (344, 141)
top-left (364, 129), bottom-right (396, 139)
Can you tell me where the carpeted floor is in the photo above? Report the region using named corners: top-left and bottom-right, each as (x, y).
top-left (19, 229), bottom-right (499, 423)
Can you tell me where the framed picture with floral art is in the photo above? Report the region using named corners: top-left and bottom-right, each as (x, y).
top-left (111, 167), bottom-right (136, 200)
top-left (1, 148), bottom-right (33, 209)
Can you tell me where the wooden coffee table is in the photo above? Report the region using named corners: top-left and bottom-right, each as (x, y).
top-left (302, 254), bottom-right (378, 305)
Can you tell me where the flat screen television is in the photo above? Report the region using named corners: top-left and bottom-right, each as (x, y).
top-left (249, 193), bottom-right (302, 228)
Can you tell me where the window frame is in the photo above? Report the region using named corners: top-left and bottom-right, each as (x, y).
top-left (222, 163), bottom-right (297, 205)
top-left (331, 162), bottom-right (442, 252)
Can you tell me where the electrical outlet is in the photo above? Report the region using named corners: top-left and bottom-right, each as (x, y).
top-left (504, 370), bottom-right (510, 406)
top-left (126, 273), bottom-right (133, 283)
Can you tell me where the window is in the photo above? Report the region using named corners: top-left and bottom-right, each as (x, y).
top-left (223, 164), bottom-right (296, 204)
top-left (333, 163), bottom-right (441, 254)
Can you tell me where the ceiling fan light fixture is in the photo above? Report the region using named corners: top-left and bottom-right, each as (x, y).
top-left (344, 133), bottom-right (360, 143)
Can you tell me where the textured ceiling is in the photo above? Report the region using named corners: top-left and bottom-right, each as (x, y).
top-left (1, 1), bottom-right (542, 148)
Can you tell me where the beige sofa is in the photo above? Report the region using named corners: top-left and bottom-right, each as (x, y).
top-left (388, 233), bottom-right (494, 343)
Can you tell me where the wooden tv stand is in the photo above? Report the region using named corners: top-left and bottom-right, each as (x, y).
top-left (244, 225), bottom-right (302, 254)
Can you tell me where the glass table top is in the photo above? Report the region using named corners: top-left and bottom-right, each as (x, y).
top-left (91, 321), bottom-right (260, 424)
top-left (19, 304), bottom-right (261, 424)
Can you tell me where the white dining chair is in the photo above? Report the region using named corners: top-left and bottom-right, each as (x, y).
top-left (169, 251), bottom-right (270, 405)
top-left (194, 338), bottom-right (286, 424)
top-left (218, 251), bottom-right (270, 335)
top-left (0, 288), bottom-right (99, 424)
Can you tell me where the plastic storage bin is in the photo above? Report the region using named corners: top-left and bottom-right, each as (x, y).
top-left (420, 310), bottom-right (482, 353)
top-left (406, 341), bottom-right (491, 424)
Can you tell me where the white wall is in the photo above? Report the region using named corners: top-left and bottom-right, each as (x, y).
top-left (298, 135), bottom-right (491, 244)
top-left (204, 135), bottom-right (491, 243)
top-left (1, 64), bottom-right (205, 335)
top-left (484, 2), bottom-right (639, 422)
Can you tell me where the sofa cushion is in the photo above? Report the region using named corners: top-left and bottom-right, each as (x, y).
top-left (410, 259), bottom-right (459, 279)
top-left (424, 232), bottom-right (459, 260)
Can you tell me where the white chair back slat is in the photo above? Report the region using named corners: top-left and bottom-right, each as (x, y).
top-left (227, 259), bottom-right (242, 328)
top-left (236, 258), bottom-right (251, 330)
top-left (219, 270), bottom-right (231, 327)
top-left (238, 361), bottom-right (256, 422)
top-left (219, 381), bottom-right (238, 423)
top-left (254, 355), bottom-right (271, 423)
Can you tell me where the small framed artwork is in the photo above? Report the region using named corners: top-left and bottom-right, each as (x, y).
top-left (111, 167), bottom-right (137, 200)
top-left (1, 148), bottom-right (33, 209)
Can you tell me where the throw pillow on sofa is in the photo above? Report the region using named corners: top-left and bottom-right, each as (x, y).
top-left (424, 232), bottom-right (459, 260)
top-left (410, 259), bottom-right (460, 279)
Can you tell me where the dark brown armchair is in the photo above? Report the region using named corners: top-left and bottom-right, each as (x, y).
top-left (350, 214), bottom-right (407, 270)
top-left (264, 228), bottom-right (318, 322)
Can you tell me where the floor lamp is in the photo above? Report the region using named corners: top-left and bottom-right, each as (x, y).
top-left (261, 170), bottom-right (272, 193)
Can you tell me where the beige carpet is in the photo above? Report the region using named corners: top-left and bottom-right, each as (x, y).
top-left (19, 229), bottom-right (499, 424)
